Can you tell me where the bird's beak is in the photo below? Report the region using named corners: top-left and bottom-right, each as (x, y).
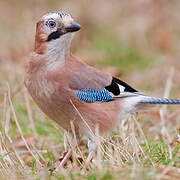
top-left (65, 22), bottom-right (81, 33)
top-left (56, 22), bottom-right (81, 35)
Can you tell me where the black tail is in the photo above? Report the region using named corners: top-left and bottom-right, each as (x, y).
top-left (138, 97), bottom-right (180, 105)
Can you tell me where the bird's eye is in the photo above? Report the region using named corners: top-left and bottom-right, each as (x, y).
top-left (48, 20), bottom-right (56, 28)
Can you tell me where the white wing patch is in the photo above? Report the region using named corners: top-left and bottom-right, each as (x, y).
top-left (118, 84), bottom-right (125, 93)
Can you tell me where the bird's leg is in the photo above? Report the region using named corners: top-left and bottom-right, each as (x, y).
top-left (54, 132), bottom-right (80, 172)
top-left (58, 148), bottom-right (73, 167)
top-left (86, 137), bottom-right (97, 165)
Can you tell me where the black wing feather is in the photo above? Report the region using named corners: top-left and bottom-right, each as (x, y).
top-left (105, 77), bottom-right (138, 96)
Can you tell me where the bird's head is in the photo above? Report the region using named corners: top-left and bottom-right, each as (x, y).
top-left (34, 12), bottom-right (81, 54)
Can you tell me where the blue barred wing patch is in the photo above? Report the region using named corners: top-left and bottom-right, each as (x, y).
top-left (76, 88), bottom-right (112, 102)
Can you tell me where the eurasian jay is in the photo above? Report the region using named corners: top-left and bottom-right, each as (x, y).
top-left (25, 12), bottom-right (180, 169)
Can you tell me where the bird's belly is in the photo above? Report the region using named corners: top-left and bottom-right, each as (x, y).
top-left (35, 93), bottom-right (121, 135)
top-left (32, 93), bottom-right (74, 130)
top-left (71, 100), bottom-right (121, 136)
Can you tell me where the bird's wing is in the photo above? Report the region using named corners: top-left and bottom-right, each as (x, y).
top-left (68, 58), bottom-right (112, 91)
top-left (66, 56), bottom-right (180, 105)
top-left (67, 56), bottom-right (144, 103)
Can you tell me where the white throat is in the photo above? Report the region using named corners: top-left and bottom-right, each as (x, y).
top-left (46, 33), bottom-right (74, 70)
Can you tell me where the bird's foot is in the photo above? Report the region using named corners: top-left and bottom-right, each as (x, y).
top-left (86, 151), bottom-right (95, 166)
top-left (53, 149), bottom-right (73, 173)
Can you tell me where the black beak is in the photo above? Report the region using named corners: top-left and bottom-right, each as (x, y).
top-left (65, 22), bottom-right (81, 32)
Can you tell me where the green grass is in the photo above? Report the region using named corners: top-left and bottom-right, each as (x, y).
top-left (92, 30), bottom-right (154, 71)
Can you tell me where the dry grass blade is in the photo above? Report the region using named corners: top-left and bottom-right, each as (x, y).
top-left (7, 83), bottom-right (43, 167)
top-left (70, 120), bottom-right (85, 165)
top-left (69, 99), bottom-right (95, 137)
top-left (2, 93), bottom-right (7, 129)
top-left (23, 88), bottom-right (38, 139)
top-left (163, 67), bottom-right (174, 100)
top-left (95, 125), bottom-right (102, 169)
top-left (30, 143), bottom-right (46, 163)
top-left (160, 67), bottom-right (174, 160)
top-left (2, 92), bottom-right (26, 168)
top-left (6, 135), bottom-right (25, 168)
top-left (133, 115), bottom-right (154, 166)
top-left (0, 93), bottom-right (22, 175)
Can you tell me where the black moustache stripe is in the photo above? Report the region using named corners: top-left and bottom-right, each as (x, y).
top-left (47, 30), bottom-right (63, 41)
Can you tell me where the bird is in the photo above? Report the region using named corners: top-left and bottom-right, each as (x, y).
top-left (25, 11), bottom-right (180, 170)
